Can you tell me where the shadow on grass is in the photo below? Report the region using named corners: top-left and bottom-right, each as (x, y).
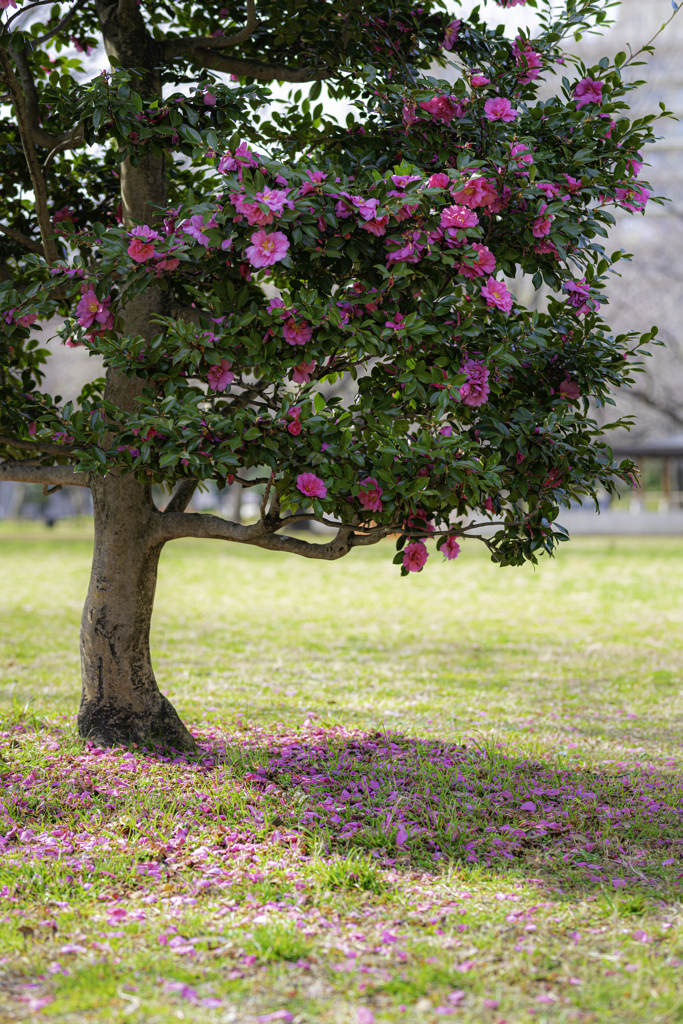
top-left (181, 723), bottom-right (683, 900)
top-left (2, 714), bottom-right (682, 904)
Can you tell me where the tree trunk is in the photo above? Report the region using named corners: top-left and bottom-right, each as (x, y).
top-left (77, 472), bottom-right (196, 750)
top-left (75, 2), bottom-right (197, 750)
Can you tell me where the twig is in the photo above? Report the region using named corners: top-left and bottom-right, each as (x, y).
top-left (0, 44), bottom-right (57, 263)
top-left (32, 0), bottom-right (89, 46)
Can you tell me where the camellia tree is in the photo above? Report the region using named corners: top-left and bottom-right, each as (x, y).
top-left (0, 0), bottom-right (673, 750)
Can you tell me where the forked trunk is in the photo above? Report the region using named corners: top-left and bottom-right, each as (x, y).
top-left (77, 473), bottom-right (195, 751)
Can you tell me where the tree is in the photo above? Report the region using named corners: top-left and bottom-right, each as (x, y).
top-left (0, 0), bottom-right (669, 750)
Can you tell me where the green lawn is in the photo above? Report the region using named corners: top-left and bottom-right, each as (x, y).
top-left (1, 524), bottom-right (683, 1022)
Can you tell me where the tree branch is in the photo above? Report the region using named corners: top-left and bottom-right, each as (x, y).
top-left (0, 461), bottom-right (90, 487)
top-left (43, 127), bottom-right (85, 170)
top-left (0, 44), bottom-right (58, 263)
top-left (0, 435), bottom-right (78, 456)
top-left (32, 0), bottom-right (89, 46)
top-left (163, 478), bottom-right (198, 514)
top-left (157, 510), bottom-right (392, 559)
top-left (160, 0), bottom-right (258, 55)
top-left (6, 44), bottom-right (84, 150)
top-left (163, 46), bottom-right (330, 83)
top-left (0, 222), bottom-right (45, 256)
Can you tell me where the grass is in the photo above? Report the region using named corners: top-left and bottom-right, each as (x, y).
top-left (1, 521), bottom-right (683, 1022)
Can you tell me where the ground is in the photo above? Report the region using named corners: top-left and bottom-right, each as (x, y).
top-left (1, 523), bottom-right (683, 1023)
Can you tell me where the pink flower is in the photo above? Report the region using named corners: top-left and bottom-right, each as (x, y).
top-left (532, 203), bottom-right (554, 237)
top-left (510, 142), bottom-right (534, 169)
top-left (297, 473), bottom-right (327, 499)
top-left (52, 205), bottom-right (76, 226)
top-left (76, 289), bottom-right (113, 329)
top-left (283, 318), bottom-right (312, 346)
top-left (391, 174), bottom-right (421, 189)
top-left (443, 536), bottom-right (461, 560)
top-left (564, 278), bottom-right (598, 316)
top-left (358, 477), bottom-right (383, 512)
top-left (182, 213), bottom-right (217, 246)
top-left (217, 141), bottom-right (257, 175)
top-left (402, 102), bottom-right (419, 126)
top-left (471, 74), bottom-right (490, 88)
top-left (127, 224), bottom-right (160, 262)
top-left (17, 313), bottom-right (38, 328)
top-left (627, 152), bottom-right (644, 177)
top-left (0, 0), bottom-right (18, 8)
top-left (442, 19), bottom-right (461, 50)
top-left (386, 240), bottom-right (424, 265)
top-left (459, 358), bottom-right (490, 406)
top-left (559, 378), bottom-right (581, 401)
top-left (574, 77), bottom-right (603, 109)
top-left (480, 279), bottom-right (513, 313)
top-left (439, 424), bottom-right (452, 437)
top-left (245, 229), bottom-right (289, 268)
top-left (513, 37), bottom-right (542, 83)
top-left (362, 216), bottom-right (389, 236)
top-left (460, 243), bottom-right (495, 279)
top-left (441, 205), bottom-right (478, 229)
top-left (451, 177), bottom-right (498, 210)
top-left (292, 360), bottom-right (315, 383)
top-left (357, 1009), bottom-right (375, 1024)
top-left (483, 97), bottom-right (518, 122)
top-left (403, 541), bottom-right (429, 573)
top-left (203, 90), bottom-right (217, 105)
top-left (563, 174), bottom-right (582, 193)
top-left (494, 0), bottom-right (527, 5)
top-left (615, 184), bottom-right (650, 213)
top-left (207, 359), bottom-right (234, 392)
top-left (287, 420), bottom-right (302, 435)
top-left (385, 312), bottom-right (405, 331)
top-left (419, 95), bottom-right (461, 122)
top-left (427, 173), bottom-right (450, 189)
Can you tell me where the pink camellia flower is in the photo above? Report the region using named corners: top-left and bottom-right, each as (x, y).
top-left (288, 419), bottom-right (302, 435)
top-left (427, 173), bottom-right (450, 189)
top-left (513, 36), bottom-right (542, 83)
top-left (386, 240), bottom-right (424, 265)
top-left (127, 224), bottom-right (160, 262)
top-left (207, 359), bottom-right (234, 392)
top-left (495, 0), bottom-right (527, 6)
top-left (615, 184), bottom-right (650, 213)
top-left (536, 181), bottom-right (560, 199)
top-left (627, 152), bottom-right (644, 177)
top-left (563, 174), bottom-right (582, 193)
top-left (559, 378), bottom-right (581, 401)
top-left (358, 477), bottom-right (383, 512)
top-left (574, 77), bottom-right (603, 109)
top-left (460, 243), bottom-right (496, 279)
top-left (442, 536), bottom-right (461, 560)
top-left (419, 95), bottom-right (460, 122)
top-left (439, 424), bottom-right (452, 437)
top-left (451, 176), bottom-right (498, 210)
top-left (532, 203), bottom-right (554, 238)
top-left (535, 239), bottom-right (558, 258)
top-left (362, 216), bottom-right (389, 236)
top-left (402, 102), bottom-right (419, 126)
top-left (471, 74), bottom-right (490, 88)
top-left (0, 0), bottom-right (19, 8)
top-left (403, 541), bottom-right (429, 573)
top-left (391, 174), bottom-right (421, 189)
top-left (459, 358), bottom-right (490, 406)
top-left (52, 205), bottom-right (76, 227)
top-left (441, 205), bottom-right (479, 229)
top-left (510, 142), bottom-right (534, 170)
top-left (283, 318), bottom-right (312, 346)
top-left (442, 18), bottom-right (461, 50)
top-left (292, 360), bottom-right (315, 384)
top-left (564, 278), bottom-right (598, 316)
top-left (182, 213), bottom-right (217, 246)
top-left (76, 289), bottom-right (113, 329)
top-left (203, 90), bottom-right (217, 105)
top-left (245, 229), bottom-right (289, 268)
top-left (297, 472), bottom-right (327, 499)
top-left (385, 312), bottom-right (405, 331)
top-left (483, 97), bottom-right (518, 122)
top-left (480, 278), bottom-right (513, 314)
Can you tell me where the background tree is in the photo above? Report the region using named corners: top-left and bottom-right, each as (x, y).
top-left (0, 0), bottom-right (668, 750)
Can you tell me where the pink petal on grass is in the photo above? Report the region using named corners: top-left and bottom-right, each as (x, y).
top-left (357, 1010), bottom-right (375, 1024)
top-left (254, 1013), bottom-right (294, 1023)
